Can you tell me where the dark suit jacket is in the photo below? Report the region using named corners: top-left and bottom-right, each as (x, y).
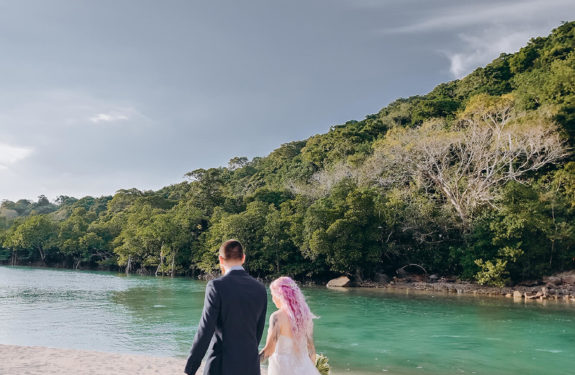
top-left (185, 269), bottom-right (268, 375)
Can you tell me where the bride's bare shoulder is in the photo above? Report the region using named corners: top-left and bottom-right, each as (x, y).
top-left (270, 309), bottom-right (285, 319)
top-left (270, 309), bottom-right (289, 324)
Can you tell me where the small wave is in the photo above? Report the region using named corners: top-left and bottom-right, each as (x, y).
top-left (431, 335), bottom-right (468, 338)
top-left (153, 305), bottom-right (166, 308)
top-left (535, 349), bottom-right (562, 353)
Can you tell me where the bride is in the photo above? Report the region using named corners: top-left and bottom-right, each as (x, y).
top-left (259, 277), bottom-right (321, 375)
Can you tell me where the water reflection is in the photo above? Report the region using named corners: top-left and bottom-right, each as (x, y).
top-left (2, 266), bottom-right (575, 375)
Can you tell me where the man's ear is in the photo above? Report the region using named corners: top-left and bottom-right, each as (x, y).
top-left (218, 255), bottom-right (225, 264)
top-left (241, 254), bottom-right (246, 264)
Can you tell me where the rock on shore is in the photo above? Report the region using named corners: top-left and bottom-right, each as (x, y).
top-left (351, 270), bottom-right (575, 302)
top-left (327, 276), bottom-right (351, 287)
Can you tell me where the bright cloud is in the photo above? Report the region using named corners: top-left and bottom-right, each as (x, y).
top-left (0, 143), bottom-right (33, 169)
top-left (373, 0), bottom-right (575, 79)
top-left (89, 112), bottom-right (131, 124)
top-left (445, 29), bottom-right (536, 78)
top-left (0, 90), bottom-right (146, 130)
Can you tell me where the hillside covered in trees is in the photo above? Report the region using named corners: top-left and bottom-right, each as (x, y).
top-left (1, 22), bottom-right (574, 287)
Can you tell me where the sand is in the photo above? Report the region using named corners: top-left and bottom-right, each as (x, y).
top-left (0, 344), bottom-right (269, 375)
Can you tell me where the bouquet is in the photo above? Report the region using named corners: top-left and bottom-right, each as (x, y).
top-left (315, 354), bottom-right (330, 375)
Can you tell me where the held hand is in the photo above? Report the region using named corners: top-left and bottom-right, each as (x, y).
top-left (258, 349), bottom-right (266, 363)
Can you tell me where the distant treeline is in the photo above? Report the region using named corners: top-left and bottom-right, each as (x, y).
top-left (1, 22), bottom-right (575, 286)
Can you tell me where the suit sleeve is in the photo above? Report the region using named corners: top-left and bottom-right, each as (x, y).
top-left (185, 280), bottom-right (220, 375)
top-left (256, 287), bottom-right (267, 344)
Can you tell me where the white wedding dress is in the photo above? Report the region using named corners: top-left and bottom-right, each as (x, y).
top-left (267, 335), bottom-right (320, 375)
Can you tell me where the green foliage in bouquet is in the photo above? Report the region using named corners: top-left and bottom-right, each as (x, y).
top-left (315, 354), bottom-right (330, 375)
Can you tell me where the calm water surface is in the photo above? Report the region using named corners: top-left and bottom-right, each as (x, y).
top-left (1, 266), bottom-right (574, 375)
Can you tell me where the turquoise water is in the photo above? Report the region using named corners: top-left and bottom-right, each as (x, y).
top-left (1, 266), bottom-right (574, 375)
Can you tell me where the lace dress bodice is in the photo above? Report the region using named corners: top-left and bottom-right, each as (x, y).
top-left (275, 336), bottom-right (298, 355)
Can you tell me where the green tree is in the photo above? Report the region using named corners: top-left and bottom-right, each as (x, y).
top-left (57, 207), bottom-right (98, 268)
top-left (9, 215), bottom-right (57, 265)
top-left (303, 182), bottom-right (383, 280)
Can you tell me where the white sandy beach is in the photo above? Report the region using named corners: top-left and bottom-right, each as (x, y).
top-left (0, 344), bottom-right (269, 375)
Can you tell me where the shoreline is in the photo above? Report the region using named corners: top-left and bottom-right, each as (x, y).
top-left (4, 264), bottom-right (575, 304)
top-left (0, 344), bottom-right (269, 375)
top-left (326, 270), bottom-right (575, 303)
top-left (0, 344), bottom-right (363, 375)
top-left (352, 275), bottom-right (575, 303)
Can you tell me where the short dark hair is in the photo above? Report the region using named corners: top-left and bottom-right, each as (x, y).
top-left (219, 239), bottom-right (244, 261)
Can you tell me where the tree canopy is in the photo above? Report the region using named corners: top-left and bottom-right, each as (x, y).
top-left (2, 22), bottom-right (575, 286)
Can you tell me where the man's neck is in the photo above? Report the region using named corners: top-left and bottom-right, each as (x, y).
top-left (222, 264), bottom-right (244, 274)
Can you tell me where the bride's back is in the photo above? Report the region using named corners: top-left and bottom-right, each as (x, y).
top-left (274, 310), bottom-right (294, 339)
top-left (262, 276), bottom-right (320, 374)
top-left (267, 310), bottom-right (318, 374)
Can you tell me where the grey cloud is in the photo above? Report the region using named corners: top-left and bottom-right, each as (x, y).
top-left (382, 0), bottom-right (573, 34)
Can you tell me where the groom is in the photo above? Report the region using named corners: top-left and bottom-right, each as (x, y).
top-left (184, 239), bottom-right (268, 375)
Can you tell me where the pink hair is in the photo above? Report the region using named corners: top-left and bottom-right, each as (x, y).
top-left (270, 277), bottom-right (317, 350)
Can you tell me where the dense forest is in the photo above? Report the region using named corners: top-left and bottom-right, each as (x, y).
top-left (1, 22), bottom-right (574, 286)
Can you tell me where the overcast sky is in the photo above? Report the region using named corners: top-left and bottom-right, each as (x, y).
top-left (1, 0), bottom-right (573, 202)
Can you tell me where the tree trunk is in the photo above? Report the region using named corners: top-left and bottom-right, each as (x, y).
top-left (155, 248), bottom-right (164, 277)
top-left (155, 262), bottom-right (161, 277)
top-left (38, 246), bottom-right (46, 265)
top-left (126, 256), bottom-right (132, 275)
top-left (355, 267), bottom-right (364, 283)
top-left (275, 246), bottom-right (280, 274)
top-left (171, 250), bottom-right (176, 278)
top-left (550, 203), bottom-right (556, 267)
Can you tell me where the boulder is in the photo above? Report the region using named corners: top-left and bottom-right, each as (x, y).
top-left (327, 276), bottom-right (351, 288)
top-left (544, 276), bottom-right (562, 286)
top-left (562, 274), bottom-right (575, 285)
top-left (513, 291), bottom-right (523, 299)
top-left (375, 273), bottom-right (391, 284)
top-left (411, 274), bottom-right (427, 282)
top-left (440, 276), bottom-right (457, 283)
top-left (518, 280), bottom-right (541, 287)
